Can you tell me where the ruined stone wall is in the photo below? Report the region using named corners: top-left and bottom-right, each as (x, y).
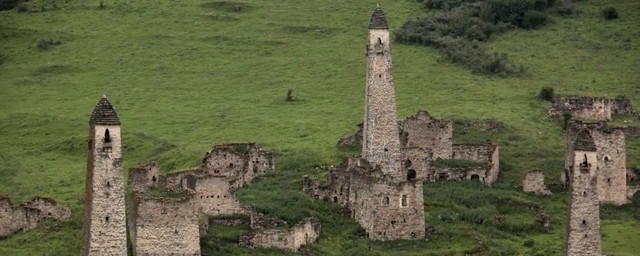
top-left (401, 147), bottom-right (433, 180)
top-left (523, 170), bottom-right (551, 195)
top-left (547, 96), bottom-right (612, 121)
top-left (240, 217), bottom-right (320, 251)
top-left (200, 143), bottom-right (274, 187)
top-left (565, 150), bottom-right (601, 256)
top-left (129, 192), bottom-right (200, 256)
top-left (450, 143), bottom-right (499, 185)
top-left (128, 163), bottom-right (161, 193)
top-left (0, 196), bottom-right (71, 237)
top-left (399, 110), bottom-right (453, 160)
top-left (349, 169), bottom-right (425, 241)
top-left (82, 125), bottom-right (127, 256)
top-left (191, 175), bottom-right (245, 217)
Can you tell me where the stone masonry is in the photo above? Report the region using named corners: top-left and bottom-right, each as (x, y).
top-left (303, 8), bottom-right (425, 241)
top-left (341, 110), bottom-right (500, 185)
top-left (240, 215), bottom-right (321, 251)
top-left (523, 170), bottom-right (552, 196)
top-left (0, 195), bottom-right (71, 237)
top-left (564, 128), bottom-right (601, 256)
top-left (129, 191), bottom-right (200, 256)
top-left (546, 95), bottom-right (640, 122)
top-left (564, 121), bottom-right (627, 205)
top-left (81, 96), bottom-right (127, 256)
top-left (363, 7), bottom-right (402, 181)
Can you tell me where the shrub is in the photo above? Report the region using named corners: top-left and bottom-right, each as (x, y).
top-left (602, 7), bottom-right (619, 20)
top-left (524, 239), bottom-right (535, 247)
top-left (522, 11), bottom-right (548, 29)
top-left (0, 0), bottom-right (18, 11)
top-left (538, 87), bottom-right (555, 102)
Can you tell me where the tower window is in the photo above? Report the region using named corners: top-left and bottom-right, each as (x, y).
top-left (582, 220), bottom-right (586, 225)
top-left (383, 196), bottom-right (390, 205)
top-left (105, 216), bottom-right (109, 222)
top-left (377, 38), bottom-right (382, 45)
top-left (401, 195), bottom-right (408, 207)
top-left (104, 129), bottom-right (111, 143)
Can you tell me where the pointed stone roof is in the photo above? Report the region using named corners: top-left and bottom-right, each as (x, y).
top-left (368, 7), bottom-right (388, 29)
top-left (90, 95), bottom-right (121, 125)
top-left (573, 128), bottom-right (596, 152)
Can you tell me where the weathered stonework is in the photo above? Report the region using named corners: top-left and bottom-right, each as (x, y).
top-left (240, 216), bottom-right (321, 251)
top-left (363, 7), bottom-right (402, 181)
top-left (563, 121), bottom-right (628, 205)
top-left (564, 128), bottom-right (601, 256)
top-left (546, 95), bottom-right (640, 122)
top-left (129, 191), bottom-right (200, 256)
top-left (340, 111), bottom-right (500, 185)
top-left (523, 170), bottom-right (552, 196)
top-left (0, 196), bottom-right (71, 237)
top-left (81, 96), bottom-right (127, 256)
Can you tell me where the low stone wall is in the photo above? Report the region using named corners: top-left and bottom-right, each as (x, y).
top-left (523, 170), bottom-right (552, 196)
top-left (0, 195), bottom-right (71, 237)
top-left (240, 217), bottom-right (321, 251)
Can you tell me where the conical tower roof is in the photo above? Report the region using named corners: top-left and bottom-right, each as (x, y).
top-left (368, 7), bottom-right (388, 29)
top-left (573, 128), bottom-right (596, 152)
top-left (90, 95), bottom-right (121, 125)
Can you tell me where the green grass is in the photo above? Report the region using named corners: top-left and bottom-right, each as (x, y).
top-left (1, 0), bottom-right (640, 255)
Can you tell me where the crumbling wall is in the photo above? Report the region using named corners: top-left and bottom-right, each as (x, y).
top-left (201, 143), bottom-right (274, 187)
top-left (547, 96), bottom-right (612, 121)
top-left (349, 166), bottom-right (425, 241)
top-left (523, 170), bottom-right (552, 196)
top-left (190, 175), bottom-right (245, 216)
top-left (128, 163), bottom-right (161, 193)
top-left (451, 143), bottom-right (500, 185)
top-left (0, 195), bottom-right (71, 237)
top-left (399, 110), bottom-right (452, 160)
top-left (240, 217), bottom-right (321, 251)
top-left (129, 192), bottom-right (200, 256)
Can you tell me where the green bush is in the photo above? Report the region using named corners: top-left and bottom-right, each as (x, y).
top-left (602, 7), bottom-right (619, 20)
top-left (538, 87), bottom-right (555, 102)
top-left (0, 0), bottom-right (18, 11)
top-left (522, 11), bottom-right (548, 29)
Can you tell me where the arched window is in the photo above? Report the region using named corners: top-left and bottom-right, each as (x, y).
top-left (377, 38), bottom-right (382, 45)
top-left (104, 129), bottom-right (111, 143)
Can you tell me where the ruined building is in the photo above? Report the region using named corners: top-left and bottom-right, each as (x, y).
top-left (341, 110), bottom-right (500, 185)
top-left (564, 121), bottom-right (628, 205)
top-left (0, 196), bottom-right (71, 237)
top-left (564, 128), bottom-right (601, 256)
top-left (546, 95), bottom-right (640, 122)
top-left (304, 7), bottom-right (426, 241)
top-left (81, 96), bottom-right (127, 256)
top-left (522, 170), bottom-right (552, 196)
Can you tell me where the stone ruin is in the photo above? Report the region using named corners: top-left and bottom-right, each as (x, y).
top-left (127, 142), bottom-right (319, 253)
top-left (564, 128), bottom-right (601, 256)
top-left (546, 95), bottom-right (640, 122)
top-left (240, 213), bottom-right (321, 251)
top-left (340, 110), bottom-right (500, 185)
top-left (563, 121), bottom-right (629, 205)
top-left (0, 195), bottom-right (71, 237)
top-left (522, 170), bottom-right (552, 196)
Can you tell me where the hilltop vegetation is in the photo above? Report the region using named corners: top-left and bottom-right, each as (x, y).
top-left (1, 0), bottom-right (639, 255)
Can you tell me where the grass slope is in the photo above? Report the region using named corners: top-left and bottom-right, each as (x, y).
top-left (0, 0), bottom-right (639, 255)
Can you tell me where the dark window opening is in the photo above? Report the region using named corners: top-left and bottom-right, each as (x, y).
top-left (470, 174), bottom-right (480, 181)
top-left (607, 178), bottom-right (611, 183)
top-left (411, 232), bottom-right (416, 238)
top-left (438, 173), bottom-right (447, 181)
top-left (384, 148), bottom-right (388, 152)
top-left (383, 196), bottom-right (390, 205)
top-left (377, 38), bottom-right (382, 45)
top-left (333, 196), bottom-right (338, 203)
top-left (582, 220), bottom-right (586, 225)
top-left (105, 216), bottom-right (109, 222)
top-left (604, 156), bottom-right (609, 161)
top-left (107, 181), bottom-right (111, 187)
top-left (401, 195), bottom-right (408, 207)
top-left (229, 163), bottom-right (234, 168)
top-left (152, 176), bottom-right (157, 183)
top-left (583, 191), bottom-right (587, 196)
top-left (407, 170), bottom-right (417, 181)
top-left (104, 129), bottom-right (111, 143)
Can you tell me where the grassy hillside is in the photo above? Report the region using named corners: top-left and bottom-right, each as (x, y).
top-left (1, 0), bottom-right (639, 255)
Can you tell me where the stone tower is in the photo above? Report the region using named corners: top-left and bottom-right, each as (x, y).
top-left (81, 95), bottom-right (127, 256)
top-left (565, 128), bottom-right (601, 256)
top-left (363, 7), bottom-right (402, 180)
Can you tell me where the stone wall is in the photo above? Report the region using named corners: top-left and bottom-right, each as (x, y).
top-left (400, 110), bottom-right (453, 160)
top-left (564, 122), bottom-right (628, 205)
top-left (240, 217), bottom-right (321, 251)
top-left (565, 149), bottom-right (601, 256)
top-left (523, 170), bottom-right (551, 196)
top-left (201, 143), bottom-right (274, 186)
top-left (0, 196), bottom-right (71, 237)
top-left (349, 167), bottom-right (425, 241)
top-left (547, 96), bottom-right (640, 122)
top-left (129, 192), bottom-right (200, 256)
top-left (128, 163), bottom-right (161, 193)
top-left (189, 175), bottom-right (245, 216)
top-left (451, 143), bottom-right (500, 185)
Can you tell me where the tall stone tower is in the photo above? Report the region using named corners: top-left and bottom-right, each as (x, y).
top-left (81, 95), bottom-right (127, 256)
top-left (363, 7), bottom-right (402, 180)
top-left (565, 128), bottom-right (601, 256)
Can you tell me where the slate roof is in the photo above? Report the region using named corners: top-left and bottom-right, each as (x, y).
top-left (368, 7), bottom-right (388, 29)
top-left (90, 95), bottom-right (121, 125)
top-left (572, 128), bottom-right (596, 152)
